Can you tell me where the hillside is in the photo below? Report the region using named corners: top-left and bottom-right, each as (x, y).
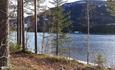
top-left (10, 52), bottom-right (87, 70)
top-left (63, 1), bottom-right (115, 34)
top-left (10, 52), bottom-right (111, 70)
top-left (10, 1), bottom-right (115, 34)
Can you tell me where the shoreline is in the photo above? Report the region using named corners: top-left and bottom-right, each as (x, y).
top-left (47, 54), bottom-right (111, 68)
top-left (66, 56), bottom-right (112, 68)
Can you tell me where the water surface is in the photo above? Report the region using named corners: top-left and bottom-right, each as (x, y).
top-left (10, 32), bottom-right (115, 66)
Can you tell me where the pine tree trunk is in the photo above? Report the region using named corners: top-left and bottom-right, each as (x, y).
top-left (21, 0), bottom-right (25, 52)
top-left (34, 0), bottom-right (38, 54)
top-left (17, 0), bottom-right (22, 46)
top-left (0, 0), bottom-right (8, 69)
top-left (17, 0), bottom-right (25, 52)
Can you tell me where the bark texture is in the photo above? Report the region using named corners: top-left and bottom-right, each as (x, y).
top-left (0, 0), bottom-right (8, 69)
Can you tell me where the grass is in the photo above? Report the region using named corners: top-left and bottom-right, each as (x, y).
top-left (10, 52), bottom-right (111, 70)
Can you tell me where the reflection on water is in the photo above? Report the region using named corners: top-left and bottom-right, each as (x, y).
top-left (10, 32), bottom-right (115, 66)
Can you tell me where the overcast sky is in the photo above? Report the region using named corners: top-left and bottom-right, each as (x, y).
top-left (43, 0), bottom-right (107, 8)
top-left (10, 0), bottom-right (107, 17)
top-left (42, 0), bottom-right (79, 8)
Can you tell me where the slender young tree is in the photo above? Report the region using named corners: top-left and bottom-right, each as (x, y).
top-left (0, 0), bottom-right (9, 69)
top-left (50, 0), bottom-right (70, 55)
top-left (86, 0), bottom-right (90, 64)
top-left (84, 0), bottom-right (97, 65)
top-left (41, 5), bottom-right (48, 53)
top-left (42, 15), bottom-right (47, 53)
top-left (34, 0), bottom-right (38, 54)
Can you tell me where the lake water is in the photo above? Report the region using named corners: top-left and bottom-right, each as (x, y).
top-left (10, 32), bottom-right (115, 67)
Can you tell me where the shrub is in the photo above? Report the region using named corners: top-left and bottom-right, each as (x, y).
top-left (94, 54), bottom-right (108, 70)
top-left (9, 42), bottom-right (22, 53)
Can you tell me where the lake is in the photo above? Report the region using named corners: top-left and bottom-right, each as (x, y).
top-left (10, 32), bottom-right (115, 67)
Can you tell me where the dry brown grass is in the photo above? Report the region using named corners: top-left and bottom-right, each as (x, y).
top-left (10, 52), bottom-right (109, 70)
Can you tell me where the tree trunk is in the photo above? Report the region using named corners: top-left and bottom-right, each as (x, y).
top-left (56, 32), bottom-right (59, 55)
top-left (21, 0), bottom-right (25, 52)
top-left (0, 0), bottom-right (8, 69)
top-left (17, 0), bottom-right (25, 52)
top-left (17, 0), bottom-right (22, 46)
top-left (86, 0), bottom-right (90, 64)
top-left (42, 19), bottom-right (46, 53)
top-left (34, 0), bottom-right (38, 54)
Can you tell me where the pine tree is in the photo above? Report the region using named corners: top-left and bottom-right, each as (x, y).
top-left (50, 0), bottom-right (70, 55)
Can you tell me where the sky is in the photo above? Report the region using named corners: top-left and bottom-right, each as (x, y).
top-left (44, 0), bottom-right (79, 8)
top-left (10, 0), bottom-right (107, 17)
top-left (43, 0), bottom-right (106, 8)
top-left (10, 0), bottom-right (80, 17)
top-left (31, 0), bottom-right (107, 16)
